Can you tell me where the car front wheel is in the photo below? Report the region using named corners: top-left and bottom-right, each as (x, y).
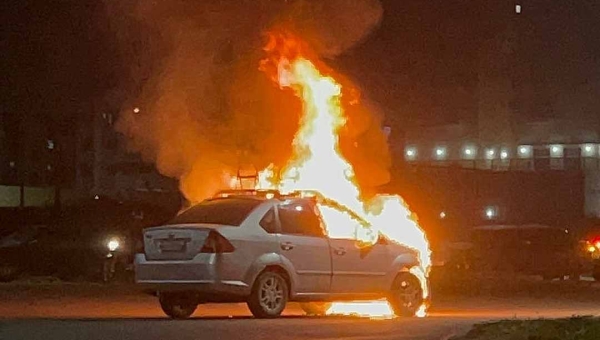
top-left (388, 272), bottom-right (424, 317)
top-left (247, 271), bottom-right (289, 318)
top-left (159, 293), bottom-right (198, 319)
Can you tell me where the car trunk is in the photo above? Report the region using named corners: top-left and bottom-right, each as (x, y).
top-left (143, 224), bottom-right (224, 261)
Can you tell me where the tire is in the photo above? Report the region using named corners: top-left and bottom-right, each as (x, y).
top-left (159, 293), bottom-right (198, 319)
top-left (387, 272), bottom-right (424, 317)
top-left (300, 302), bottom-right (331, 316)
top-left (247, 271), bottom-right (289, 318)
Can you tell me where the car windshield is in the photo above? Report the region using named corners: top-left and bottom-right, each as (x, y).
top-left (168, 198), bottom-right (262, 226)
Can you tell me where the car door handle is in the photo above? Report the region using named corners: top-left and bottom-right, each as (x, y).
top-left (280, 242), bottom-right (294, 251)
top-left (334, 247), bottom-right (346, 256)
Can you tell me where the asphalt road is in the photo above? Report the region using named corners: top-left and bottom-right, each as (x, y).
top-left (0, 278), bottom-right (599, 340)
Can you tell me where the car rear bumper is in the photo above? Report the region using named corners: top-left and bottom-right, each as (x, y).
top-left (134, 254), bottom-right (250, 298)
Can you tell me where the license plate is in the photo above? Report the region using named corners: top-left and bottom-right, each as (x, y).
top-left (159, 240), bottom-right (187, 252)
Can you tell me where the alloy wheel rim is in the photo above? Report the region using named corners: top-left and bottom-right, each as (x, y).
top-left (259, 276), bottom-right (285, 312)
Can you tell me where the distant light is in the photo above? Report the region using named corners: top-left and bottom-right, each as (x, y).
top-left (295, 205), bottom-right (303, 211)
top-left (434, 147), bottom-right (447, 160)
top-left (439, 211), bottom-right (446, 219)
top-left (47, 139), bottom-right (55, 150)
top-left (94, 195), bottom-right (100, 200)
top-left (46, 164), bottom-right (52, 171)
top-left (518, 145), bottom-right (532, 158)
top-left (485, 206), bottom-right (497, 220)
top-left (9, 161), bottom-right (15, 168)
top-left (133, 107), bottom-right (140, 114)
top-left (405, 147), bottom-right (417, 161)
top-left (515, 4), bottom-right (521, 14)
top-left (582, 144), bottom-right (597, 157)
top-left (500, 150), bottom-right (509, 160)
top-left (107, 239), bottom-right (120, 252)
top-left (549, 144), bottom-right (563, 158)
top-left (462, 145), bottom-right (477, 159)
top-left (485, 148), bottom-right (496, 160)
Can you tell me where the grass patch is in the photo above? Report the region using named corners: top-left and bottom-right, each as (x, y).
top-left (452, 317), bottom-right (600, 340)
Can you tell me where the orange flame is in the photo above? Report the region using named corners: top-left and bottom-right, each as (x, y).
top-left (258, 32), bottom-right (431, 318)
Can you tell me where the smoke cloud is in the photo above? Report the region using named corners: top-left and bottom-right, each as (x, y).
top-left (108, 0), bottom-right (387, 203)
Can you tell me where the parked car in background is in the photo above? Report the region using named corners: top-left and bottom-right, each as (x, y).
top-left (437, 224), bottom-right (588, 281)
top-left (135, 190), bottom-right (427, 319)
top-left (0, 197), bottom-right (176, 282)
top-left (577, 219), bottom-right (600, 281)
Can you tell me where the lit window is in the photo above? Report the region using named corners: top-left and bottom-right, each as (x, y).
top-left (549, 144), bottom-right (563, 158)
top-left (439, 211), bottom-right (446, 219)
top-left (515, 4), bottom-right (521, 14)
top-left (47, 139), bottom-right (55, 150)
top-left (518, 145), bottom-right (532, 158)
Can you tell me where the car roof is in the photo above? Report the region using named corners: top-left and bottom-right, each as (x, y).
top-left (210, 189), bottom-right (367, 224)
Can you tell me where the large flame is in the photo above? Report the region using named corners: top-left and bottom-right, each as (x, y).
top-left (257, 32), bottom-right (431, 318)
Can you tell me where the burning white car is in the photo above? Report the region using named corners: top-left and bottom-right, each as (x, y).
top-left (135, 190), bottom-right (427, 319)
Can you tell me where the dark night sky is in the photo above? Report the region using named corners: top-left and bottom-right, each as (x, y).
top-left (2, 0), bottom-right (600, 143)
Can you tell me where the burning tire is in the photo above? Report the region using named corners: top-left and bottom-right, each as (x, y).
top-left (388, 272), bottom-right (423, 317)
top-left (300, 302), bottom-right (331, 316)
top-left (159, 293), bottom-right (198, 319)
top-left (247, 271), bottom-right (289, 318)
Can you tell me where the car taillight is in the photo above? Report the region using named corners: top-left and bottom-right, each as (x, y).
top-left (200, 231), bottom-right (235, 253)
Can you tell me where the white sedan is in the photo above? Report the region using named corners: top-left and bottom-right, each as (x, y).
top-left (135, 190), bottom-right (426, 319)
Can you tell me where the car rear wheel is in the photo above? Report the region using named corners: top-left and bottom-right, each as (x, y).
top-left (388, 272), bottom-right (423, 317)
top-left (159, 293), bottom-right (197, 319)
top-left (300, 302), bottom-right (331, 316)
top-left (247, 271), bottom-right (289, 318)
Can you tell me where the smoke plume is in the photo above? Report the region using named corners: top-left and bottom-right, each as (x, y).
top-left (107, 0), bottom-right (386, 203)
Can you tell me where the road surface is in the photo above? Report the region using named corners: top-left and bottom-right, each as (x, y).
top-left (0, 279), bottom-right (599, 340)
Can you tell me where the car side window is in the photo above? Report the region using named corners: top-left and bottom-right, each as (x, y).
top-left (259, 208), bottom-right (278, 234)
top-left (278, 201), bottom-right (324, 237)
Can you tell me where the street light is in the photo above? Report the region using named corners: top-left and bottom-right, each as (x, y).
top-left (582, 144), bottom-right (596, 157)
top-left (518, 145), bottom-right (532, 158)
top-left (485, 206), bottom-right (497, 220)
top-left (434, 146), bottom-right (447, 160)
top-left (549, 144), bottom-right (563, 158)
top-left (462, 145), bottom-right (477, 159)
top-left (405, 147), bottom-right (417, 161)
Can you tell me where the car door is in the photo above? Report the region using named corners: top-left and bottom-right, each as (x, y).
top-left (276, 199), bottom-right (332, 294)
top-left (319, 205), bottom-right (392, 294)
